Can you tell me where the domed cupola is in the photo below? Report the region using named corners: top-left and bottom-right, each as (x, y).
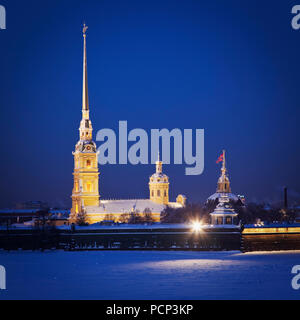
top-left (149, 153), bottom-right (169, 205)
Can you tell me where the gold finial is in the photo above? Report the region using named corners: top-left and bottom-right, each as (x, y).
top-left (83, 23), bottom-right (88, 35)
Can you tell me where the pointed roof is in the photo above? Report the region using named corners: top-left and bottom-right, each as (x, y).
top-left (82, 23), bottom-right (89, 111)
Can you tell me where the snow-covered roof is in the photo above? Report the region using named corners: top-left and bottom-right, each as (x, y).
top-left (85, 199), bottom-right (182, 214)
top-left (207, 192), bottom-right (239, 202)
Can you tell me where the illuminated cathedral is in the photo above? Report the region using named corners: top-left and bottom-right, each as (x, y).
top-left (69, 26), bottom-right (186, 224)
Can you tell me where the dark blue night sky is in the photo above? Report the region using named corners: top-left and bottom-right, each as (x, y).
top-left (0, 0), bottom-right (300, 208)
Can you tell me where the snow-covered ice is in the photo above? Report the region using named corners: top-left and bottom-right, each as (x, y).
top-left (0, 250), bottom-right (300, 300)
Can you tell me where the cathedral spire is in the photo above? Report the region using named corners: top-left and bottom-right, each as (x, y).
top-left (70, 24), bottom-right (100, 223)
top-left (79, 23), bottom-right (93, 141)
top-left (82, 23), bottom-right (89, 113)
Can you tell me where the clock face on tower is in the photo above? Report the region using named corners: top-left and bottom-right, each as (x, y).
top-left (76, 140), bottom-right (97, 153)
top-left (83, 143), bottom-right (96, 153)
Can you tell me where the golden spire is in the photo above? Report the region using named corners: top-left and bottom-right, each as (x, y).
top-left (82, 23), bottom-right (89, 113)
top-left (156, 151), bottom-right (162, 174)
top-left (217, 149), bottom-right (231, 193)
top-left (78, 23), bottom-right (93, 141)
top-left (221, 149), bottom-right (226, 176)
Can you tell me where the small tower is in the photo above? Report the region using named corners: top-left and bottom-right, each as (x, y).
top-left (217, 150), bottom-right (231, 193)
top-left (210, 194), bottom-right (238, 226)
top-left (149, 153), bottom-right (169, 205)
top-left (70, 25), bottom-right (100, 223)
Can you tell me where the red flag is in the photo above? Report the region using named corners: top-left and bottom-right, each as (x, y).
top-left (216, 153), bottom-right (223, 164)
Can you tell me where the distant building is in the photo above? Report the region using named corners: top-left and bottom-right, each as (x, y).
top-left (69, 25), bottom-right (186, 224)
top-left (0, 208), bottom-right (70, 227)
top-left (15, 201), bottom-right (48, 210)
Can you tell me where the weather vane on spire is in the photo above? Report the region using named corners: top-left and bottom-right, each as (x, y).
top-left (83, 23), bottom-right (88, 35)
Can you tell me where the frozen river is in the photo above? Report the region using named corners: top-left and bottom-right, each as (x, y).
top-left (0, 250), bottom-right (300, 299)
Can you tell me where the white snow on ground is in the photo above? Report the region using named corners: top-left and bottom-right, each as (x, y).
top-left (0, 250), bottom-right (300, 300)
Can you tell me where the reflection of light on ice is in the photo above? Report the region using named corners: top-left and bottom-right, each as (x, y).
top-left (2, 251), bottom-right (300, 299)
top-left (128, 259), bottom-right (246, 274)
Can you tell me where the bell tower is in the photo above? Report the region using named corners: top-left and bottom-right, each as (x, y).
top-left (149, 153), bottom-right (169, 205)
top-left (70, 24), bottom-right (100, 223)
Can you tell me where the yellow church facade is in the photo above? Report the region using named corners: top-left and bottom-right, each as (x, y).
top-left (69, 25), bottom-right (186, 225)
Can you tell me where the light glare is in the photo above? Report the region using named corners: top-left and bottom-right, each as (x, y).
top-left (192, 221), bottom-right (202, 232)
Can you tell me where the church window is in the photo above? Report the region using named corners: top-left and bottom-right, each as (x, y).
top-left (157, 190), bottom-right (160, 197)
top-left (86, 159), bottom-right (91, 168)
top-left (86, 182), bottom-right (92, 192)
top-left (164, 191), bottom-right (167, 197)
top-left (152, 191), bottom-right (154, 197)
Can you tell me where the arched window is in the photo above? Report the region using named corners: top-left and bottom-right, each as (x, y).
top-left (151, 190), bottom-right (154, 197)
top-left (86, 159), bottom-right (91, 168)
top-left (157, 190), bottom-right (160, 197)
top-left (164, 190), bottom-right (167, 197)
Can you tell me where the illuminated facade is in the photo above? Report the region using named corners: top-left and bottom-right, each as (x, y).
top-left (69, 26), bottom-right (186, 224)
top-left (149, 153), bottom-right (169, 205)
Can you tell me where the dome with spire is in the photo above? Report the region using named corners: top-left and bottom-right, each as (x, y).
top-left (207, 150), bottom-right (240, 203)
top-left (149, 153), bottom-right (169, 184)
top-left (149, 153), bottom-right (170, 205)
